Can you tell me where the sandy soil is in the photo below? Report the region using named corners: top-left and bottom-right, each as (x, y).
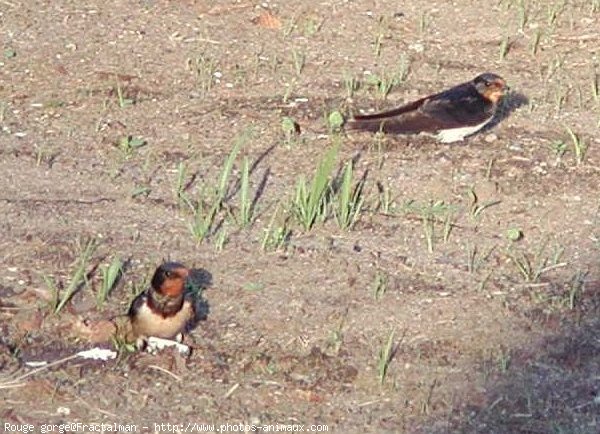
top-left (1, 1), bottom-right (599, 433)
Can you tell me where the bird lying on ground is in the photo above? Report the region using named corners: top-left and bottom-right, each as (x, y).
top-left (345, 72), bottom-right (508, 143)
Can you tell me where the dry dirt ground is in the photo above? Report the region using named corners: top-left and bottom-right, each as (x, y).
top-left (1, 0), bottom-right (599, 433)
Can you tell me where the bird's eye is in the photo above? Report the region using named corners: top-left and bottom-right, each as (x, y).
top-left (484, 80), bottom-right (491, 87)
top-left (165, 270), bottom-right (173, 278)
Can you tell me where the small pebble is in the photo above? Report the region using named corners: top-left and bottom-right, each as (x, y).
top-left (409, 43), bottom-right (424, 53)
top-left (484, 133), bottom-right (498, 143)
top-left (509, 143), bottom-right (523, 151)
top-left (56, 407), bottom-right (71, 416)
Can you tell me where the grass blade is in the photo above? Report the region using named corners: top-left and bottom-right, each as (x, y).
top-left (54, 238), bottom-right (99, 314)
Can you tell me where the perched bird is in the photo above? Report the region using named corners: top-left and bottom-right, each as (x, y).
top-left (127, 262), bottom-right (196, 348)
top-left (346, 73), bottom-right (508, 143)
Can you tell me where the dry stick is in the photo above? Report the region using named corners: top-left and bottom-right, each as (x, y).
top-left (0, 354), bottom-right (80, 389)
top-left (74, 394), bottom-right (118, 418)
top-left (147, 364), bottom-right (182, 382)
top-left (223, 383), bottom-right (240, 399)
top-left (0, 347), bottom-right (116, 388)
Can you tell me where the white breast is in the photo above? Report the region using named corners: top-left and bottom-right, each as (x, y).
top-left (133, 300), bottom-right (193, 339)
top-left (436, 119), bottom-right (492, 143)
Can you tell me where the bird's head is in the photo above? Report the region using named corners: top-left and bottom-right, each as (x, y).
top-left (151, 262), bottom-right (190, 297)
top-left (474, 73), bottom-right (508, 104)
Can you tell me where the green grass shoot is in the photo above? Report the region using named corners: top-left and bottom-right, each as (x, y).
top-left (118, 136), bottom-right (146, 158)
top-left (333, 161), bottom-right (365, 230)
top-left (261, 203), bottom-right (291, 251)
top-left (174, 161), bottom-right (191, 208)
top-left (116, 81), bottom-right (134, 108)
top-left (565, 126), bottom-right (588, 165)
top-left (373, 270), bottom-right (389, 300)
top-left (506, 237), bottom-right (566, 282)
top-left (292, 145), bottom-right (338, 230)
top-left (378, 328), bottom-right (396, 385)
top-left (189, 131), bottom-right (248, 242)
top-left (45, 237), bottom-right (99, 314)
top-left (97, 256), bottom-right (123, 308)
top-left (238, 156), bottom-right (252, 227)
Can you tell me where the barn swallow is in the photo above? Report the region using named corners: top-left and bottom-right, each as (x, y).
top-left (127, 262), bottom-right (195, 348)
top-left (346, 73), bottom-right (508, 143)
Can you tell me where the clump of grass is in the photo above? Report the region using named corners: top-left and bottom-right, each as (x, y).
top-left (552, 83), bottom-right (568, 114)
top-left (466, 187), bottom-right (501, 222)
top-left (43, 237), bottom-right (99, 314)
top-left (187, 54), bottom-right (218, 96)
top-left (543, 54), bottom-right (566, 81)
top-left (365, 55), bottom-right (410, 100)
top-left (281, 116), bottom-right (300, 148)
top-left (111, 331), bottom-right (137, 356)
top-left (343, 72), bottom-right (360, 99)
top-left (442, 212), bottom-right (455, 243)
top-left (372, 269), bottom-right (389, 300)
top-left (530, 28), bottom-right (542, 56)
top-left (333, 161), bottom-right (365, 230)
top-left (377, 329), bottom-right (396, 385)
top-left (131, 184), bottom-right (151, 199)
top-left (419, 12), bottom-right (428, 33)
top-left (547, 0), bottom-right (564, 26)
top-left (282, 80), bottom-right (297, 104)
top-left (466, 242), bottom-right (497, 274)
top-left (188, 131), bottom-right (249, 242)
top-left (326, 320), bottom-right (345, 355)
top-left (506, 237), bottom-right (566, 282)
top-left (373, 15), bottom-right (388, 57)
top-left (34, 145), bottom-right (57, 168)
top-left (174, 161), bottom-right (192, 208)
top-left (564, 270), bottom-right (587, 310)
top-left (376, 181), bottom-right (396, 214)
top-left (565, 126), bottom-right (588, 165)
top-left (549, 139), bottom-right (568, 161)
top-left (420, 379), bottom-right (438, 415)
top-left (292, 145), bottom-right (338, 230)
top-left (517, 0), bottom-right (528, 32)
top-left (0, 101), bottom-right (7, 123)
top-left (496, 348), bottom-right (512, 373)
top-left (282, 12), bottom-right (299, 39)
top-left (115, 81), bottom-right (134, 108)
top-left (372, 130), bottom-right (388, 169)
top-left (117, 136), bottom-right (146, 158)
top-left (97, 256), bottom-right (123, 309)
top-left (499, 35), bottom-right (511, 61)
top-left (236, 157), bottom-right (253, 228)
top-left (302, 16), bottom-right (324, 37)
top-left (4, 48), bottom-right (16, 59)
top-left (365, 72), bottom-right (393, 100)
top-left (422, 213), bottom-right (435, 253)
top-left (291, 48), bottom-right (305, 76)
top-left (261, 203), bottom-right (292, 252)
top-left (214, 226), bottom-right (228, 251)
top-left (189, 187), bottom-right (220, 243)
top-left (402, 200), bottom-right (456, 252)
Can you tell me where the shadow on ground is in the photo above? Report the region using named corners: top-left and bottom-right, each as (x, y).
top-left (486, 90), bottom-right (529, 131)
top-left (420, 280), bottom-right (600, 434)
